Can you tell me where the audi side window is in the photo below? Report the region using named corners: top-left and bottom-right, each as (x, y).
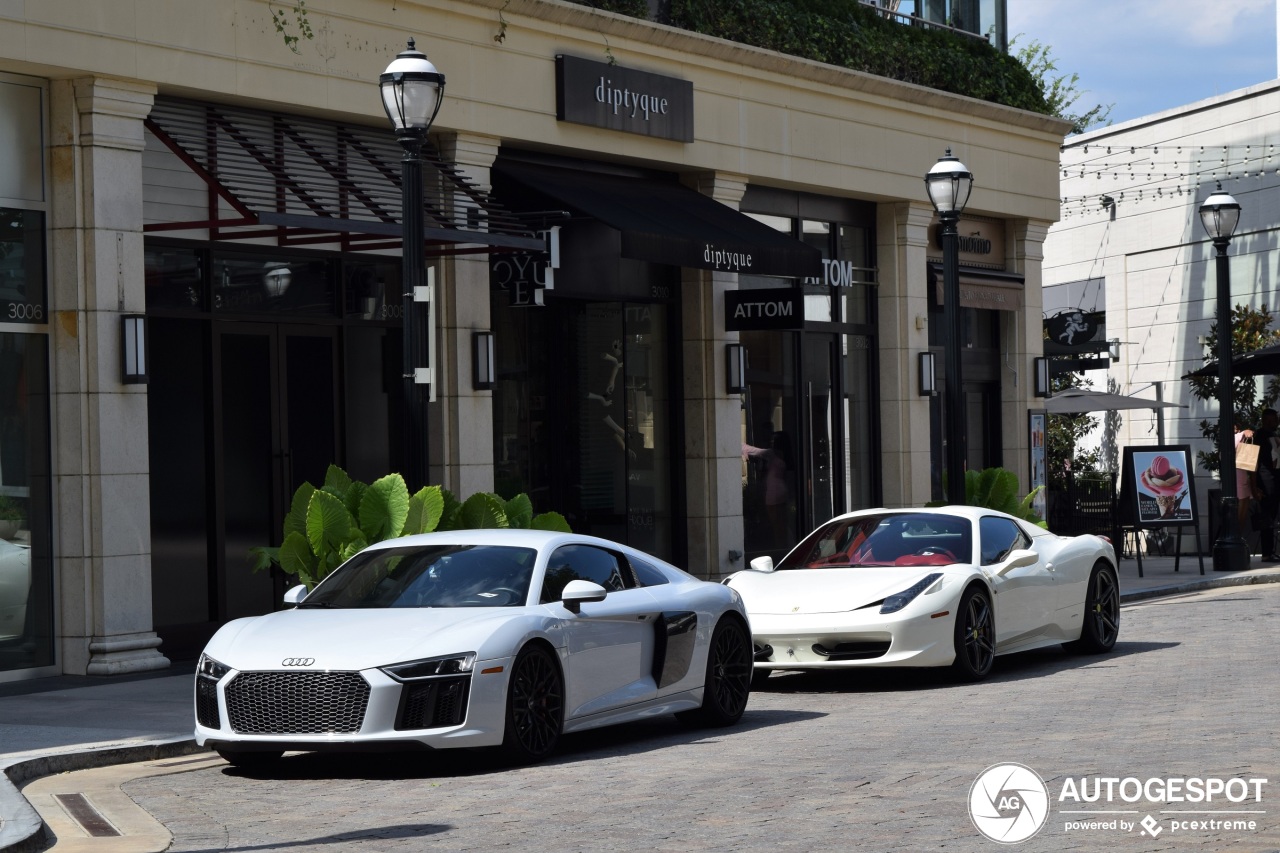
top-left (629, 555), bottom-right (671, 587)
top-left (540, 545), bottom-right (633, 603)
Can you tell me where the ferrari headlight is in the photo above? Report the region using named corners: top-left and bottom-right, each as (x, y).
top-left (880, 573), bottom-right (943, 614)
top-left (380, 652), bottom-right (477, 682)
top-left (197, 653), bottom-right (230, 681)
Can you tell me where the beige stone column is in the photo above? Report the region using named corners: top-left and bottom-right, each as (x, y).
top-left (431, 132), bottom-right (499, 498)
top-left (682, 172), bottom-right (746, 580)
top-left (876, 201), bottom-right (937, 508)
top-left (49, 77), bottom-right (167, 675)
top-left (1007, 219), bottom-right (1052, 495)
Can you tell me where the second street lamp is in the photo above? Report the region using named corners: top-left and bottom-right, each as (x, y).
top-left (1200, 182), bottom-right (1246, 572)
top-left (380, 38), bottom-right (445, 491)
top-left (924, 149), bottom-right (974, 503)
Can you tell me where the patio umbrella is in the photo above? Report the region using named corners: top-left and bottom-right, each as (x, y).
top-left (1042, 388), bottom-right (1186, 415)
top-left (1184, 342), bottom-right (1280, 378)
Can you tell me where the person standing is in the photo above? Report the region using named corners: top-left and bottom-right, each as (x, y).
top-left (1253, 408), bottom-right (1280, 561)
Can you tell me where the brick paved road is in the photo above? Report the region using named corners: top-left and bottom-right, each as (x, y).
top-left (125, 586), bottom-right (1280, 852)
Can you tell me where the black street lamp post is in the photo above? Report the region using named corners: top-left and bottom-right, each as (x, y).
top-left (380, 39), bottom-right (445, 491)
top-left (1200, 183), bottom-right (1246, 572)
top-left (924, 149), bottom-right (974, 503)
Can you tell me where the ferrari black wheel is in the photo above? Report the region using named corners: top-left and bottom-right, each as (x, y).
top-left (951, 585), bottom-right (996, 682)
top-left (501, 644), bottom-right (564, 764)
top-left (677, 617), bottom-right (752, 727)
top-left (1064, 562), bottom-right (1120, 654)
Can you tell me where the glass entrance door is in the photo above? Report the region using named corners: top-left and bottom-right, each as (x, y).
top-left (216, 324), bottom-right (339, 621)
top-left (149, 321), bottom-right (339, 657)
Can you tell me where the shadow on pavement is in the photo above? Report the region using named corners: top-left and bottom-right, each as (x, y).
top-left (220, 707), bottom-right (822, 782)
top-left (159, 823), bottom-right (451, 853)
top-left (753, 639), bottom-right (1180, 694)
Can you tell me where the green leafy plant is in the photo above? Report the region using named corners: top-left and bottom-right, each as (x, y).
top-left (566, 0), bottom-right (1050, 115)
top-left (0, 496), bottom-right (25, 523)
top-left (250, 465), bottom-right (570, 588)
top-left (1186, 303), bottom-right (1280, 474)
top-left (934, 467), bottom-right (1047, 528)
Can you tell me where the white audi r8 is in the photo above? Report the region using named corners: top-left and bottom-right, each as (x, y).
top-left (725, 507), bottom-right (1118, 684)
top-left (195, 530), bottom-right (752, 766)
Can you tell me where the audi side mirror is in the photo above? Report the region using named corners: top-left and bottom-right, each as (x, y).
top-left (283, 584), bottom-right (308, 606)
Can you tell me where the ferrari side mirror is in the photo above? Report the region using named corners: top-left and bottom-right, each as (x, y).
top-left (748, 556), bottom-right (775, 573)
top-left (991, 549), bottom-right (1038, 577)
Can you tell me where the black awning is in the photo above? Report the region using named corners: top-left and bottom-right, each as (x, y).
top-left (496, 162), bottom-right (822, 278)
top-left (145, 97), bottom-right (544, 255)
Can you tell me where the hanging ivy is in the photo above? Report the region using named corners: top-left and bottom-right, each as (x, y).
top-left (562, 0), bottom-right (1049, 115)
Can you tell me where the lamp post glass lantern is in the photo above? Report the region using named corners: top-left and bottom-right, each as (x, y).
top-left (380, 39), bottom-right (445, 491)
top-left (924, 149), bottom-right (973, 503)
top-left (1200, 183), bottom-right (1247, 572)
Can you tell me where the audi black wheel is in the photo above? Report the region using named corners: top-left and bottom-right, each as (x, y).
top-left (501, 643), bottom-right (564, 764)
top-left (677, 617), bottom-right (752, 727)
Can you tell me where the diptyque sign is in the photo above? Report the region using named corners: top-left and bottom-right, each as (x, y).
top-left (724, 287), bottom-right (805, 331)
top-left (556, 54), bottom-right (694, 142)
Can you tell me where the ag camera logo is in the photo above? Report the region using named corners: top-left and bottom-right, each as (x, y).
top-left (969, 763), bottom-right (1050, 844)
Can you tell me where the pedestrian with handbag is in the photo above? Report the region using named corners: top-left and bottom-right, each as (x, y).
top-left (1253, 408), bottom-right (1280, 561)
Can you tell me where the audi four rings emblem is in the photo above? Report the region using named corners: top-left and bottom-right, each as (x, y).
top-left (281, 658), bottom-right (315, 666)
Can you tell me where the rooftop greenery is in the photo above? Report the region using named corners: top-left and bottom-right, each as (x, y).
top-left (566, 0), bottom-right (1050, 116)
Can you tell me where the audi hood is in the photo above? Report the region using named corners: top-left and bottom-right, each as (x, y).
top-left (203, 608), bottom-right (534, 671)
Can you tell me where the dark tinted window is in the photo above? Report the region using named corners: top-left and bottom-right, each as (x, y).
top-left (540, 545), bottom-right (633, 603)
top-left (300, 544), bottom-right (536, 608)
top-left (629, 555), bottom-right (671, 587)
top-left (979, 517), bottom-right (1030, 565)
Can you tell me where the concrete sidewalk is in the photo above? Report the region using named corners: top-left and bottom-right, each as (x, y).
top-left (1, 554), bottom-right (1278, 851)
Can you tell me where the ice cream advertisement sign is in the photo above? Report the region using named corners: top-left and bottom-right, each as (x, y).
top-left (1130, 448), bottom-right (1195, 525)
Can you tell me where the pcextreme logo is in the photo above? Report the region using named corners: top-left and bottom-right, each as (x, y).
top-left (969, 763), bottom-right (1051, 844)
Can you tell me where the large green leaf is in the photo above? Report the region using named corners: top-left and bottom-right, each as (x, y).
top-left (359, 473), bottom-right (410, 542)
top-left (436, 488), bottom-right (463, 531)
top-left (306, 489), bottom-right (354, 559)
top-left (504, 494), bottom-right (534, 529)
top-left (459, 492), bottom-right (509, 529)
top-left (343, 481), bottom-right (368, 521)
top-left (531, 511), bottom-right (572, 533)
top-left (283, 482), bottom-right (315, 539)
top-left (323, 464), bottom-right (353, 494)
top-left (406, 485), bottom-right (446, 535)
top-left (278, 531), bottom-right (318, 586)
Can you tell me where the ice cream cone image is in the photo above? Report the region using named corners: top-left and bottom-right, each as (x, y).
top-left (1155, 493), bottom-right (1181, 518)
top-left (1141, 450), bottom-right (1187, 504)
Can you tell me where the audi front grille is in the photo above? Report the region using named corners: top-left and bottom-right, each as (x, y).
top-left (225, 671), bottom-right (370, 735)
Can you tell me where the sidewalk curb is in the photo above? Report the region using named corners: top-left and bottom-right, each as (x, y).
top-left (0, 738), bottom-right (206, 853)
top-left (1118, 567), bottom-right (1280, 603)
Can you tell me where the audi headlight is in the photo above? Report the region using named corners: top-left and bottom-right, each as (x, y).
top-left (879, 573), bottom-right (943, 614)
top-left (380, 652), bottom-right (477, 682)
top-left (197, 653), bottom-right (230, 681)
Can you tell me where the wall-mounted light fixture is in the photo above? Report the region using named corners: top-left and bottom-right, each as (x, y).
top-left (472, 330), bottom-right (495, 391)
top-left (121, 314), bottom-right (148, 385)
top-left (1034, 356), bottom-right (1050, 398)
top-left (726, 343), bottom-right (747, 395)
top-left (918, 351), bottom-right (936, 396)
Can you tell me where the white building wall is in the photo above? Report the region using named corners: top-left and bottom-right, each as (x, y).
top-left (1044, 80), bottom-right (1280, 534)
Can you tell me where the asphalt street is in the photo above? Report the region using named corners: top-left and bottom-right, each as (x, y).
top-left (89, 584), bottom-right (1279, 853)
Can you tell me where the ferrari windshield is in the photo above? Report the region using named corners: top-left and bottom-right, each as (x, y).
top-left (777, 513), bottom-right (973, 569)
top-left (298, 544), bottom-right (537, 609)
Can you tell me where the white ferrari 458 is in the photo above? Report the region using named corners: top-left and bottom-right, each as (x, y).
top-left (725, 506), bottom-right (1119, 684)
top-left (195, 530), bottom-right (753, 766)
